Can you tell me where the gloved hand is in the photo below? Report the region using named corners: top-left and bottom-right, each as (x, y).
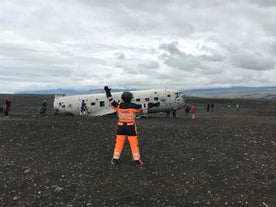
top-left (104, 86), bottom-right (112, 97)
top-left (104, 86), bottom-right (111, 92)
top-left (148, 102), bottom-right (160, 108)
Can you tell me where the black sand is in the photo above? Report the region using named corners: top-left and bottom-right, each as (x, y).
top-left (0, 94), bottom-right (275, 206)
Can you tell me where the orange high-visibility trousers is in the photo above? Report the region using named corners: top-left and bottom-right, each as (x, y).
top-left (113, 135), bottom-right (140, 160)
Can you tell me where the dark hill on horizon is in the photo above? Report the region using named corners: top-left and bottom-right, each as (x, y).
top-left (14, 86), bottom-right (276, 99)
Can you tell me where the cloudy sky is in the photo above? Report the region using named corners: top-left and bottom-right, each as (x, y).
top-left (0, 0), bottom-right (275, 93)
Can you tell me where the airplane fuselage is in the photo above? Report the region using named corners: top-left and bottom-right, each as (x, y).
top-left (53, 89), bottom-right (185, 116)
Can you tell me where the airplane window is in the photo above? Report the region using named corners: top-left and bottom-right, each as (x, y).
top-left (136, 98), bottom-right (141, 102)
top-left (91, 102), bottom-right (95, 106)
top-left (145, 98), bottom-right (150, 101)
top-left (68, 104), bottom-right (72, 107)
top-left (100, 101), bottom-right (105, 107)
top-left (154, 97), bottom-right (158, 101)
top-left (167, 95), bottom-right (171, 97)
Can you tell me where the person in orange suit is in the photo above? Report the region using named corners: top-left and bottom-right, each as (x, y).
top-left (104, 86), bottom-right (159, 167)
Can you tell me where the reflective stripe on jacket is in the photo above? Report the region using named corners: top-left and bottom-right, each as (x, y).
top-left (108, 96), bottom-right (146, 123)
top-left (117, 108), bottom-right (140, 123)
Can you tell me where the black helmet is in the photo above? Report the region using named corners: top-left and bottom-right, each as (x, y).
top-left (121, 92), bottom-right (133, 102)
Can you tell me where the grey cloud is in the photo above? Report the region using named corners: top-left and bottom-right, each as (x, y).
top-left (200, 54), bottom-right (225, 62)
top-left (120, 64), bottom-right (139, 75)
top-left (250, 0), bottom-right (276, 7)
top-left (0, 40), bottom-right (106, 70)
top-left (159, 42), bottom-right (225, 72)
top-left (160, 52), bottom-right (203, 71)
top-left (159, 42), bottom-right (182, 56)
top-left (114, 52), bottom-right (125, 60)
top-left (231, 53), bottom-right (275, 71)
top-left (138, 61), bottom-right (159, 70)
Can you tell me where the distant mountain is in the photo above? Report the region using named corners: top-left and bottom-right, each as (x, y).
top-left (184, 86), bottom-right (276, 99)
top-left (15, 86), bottom-right (276, 99)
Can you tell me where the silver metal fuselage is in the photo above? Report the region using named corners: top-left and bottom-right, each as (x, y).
top-left (53, 89), bottom-right (185, 116)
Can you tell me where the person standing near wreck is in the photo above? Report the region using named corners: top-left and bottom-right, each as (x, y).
top-left (191, 105), bottom-right (196, 119)
top-left (40, 100), bottom-right (47, 114)
top-left (4, 98), bottom-right (11, 117)
top-left (80, 100), bottom-right (87, 116)
top-left (104, 86), bottom-right (160, 167)
top-left (211, 103), bottom-right (214, 112)
top-left (236, 103), bottom-right (240, 111)
top-left (184, 104), bottom-right (190, 118)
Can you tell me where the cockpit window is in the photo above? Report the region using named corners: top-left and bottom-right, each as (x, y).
top-left (145, 98), bottom-right (150, 101)
top-left (154, 97), bottom-right (158, 101)
top-left (136, 98), bottom-right (141, 102)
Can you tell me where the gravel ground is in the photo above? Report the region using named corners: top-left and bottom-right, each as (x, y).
top-left (0, 94), bottom-right (275, 207)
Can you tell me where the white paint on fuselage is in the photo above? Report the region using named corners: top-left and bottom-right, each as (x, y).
top-left (53, 89), bottom-right (185, 116)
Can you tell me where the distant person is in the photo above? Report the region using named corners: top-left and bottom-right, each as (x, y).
top-left (80, 100), bottom-right (87, 116)
top-left (207, 104), bottom-right (210, 112)
top-left (185, 104), bottom-right (190, 117)
top-left (40, 100), bottom-right (47, 114)
top-left (211, 103), bottom-right (214, 112)
top-left (191, 105), bottom-right (196, 119)
top-left (236, 104), bottom-right (240, 111)
top-left (4, 98), bottom-right (11, 117)
top-left (172, 109), bottom-right (176, 118)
